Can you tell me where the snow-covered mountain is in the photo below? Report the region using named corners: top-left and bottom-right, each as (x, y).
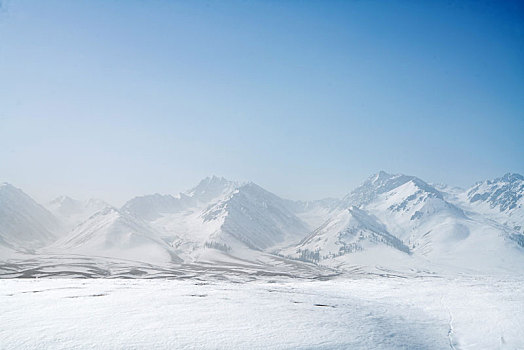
top-left (282, 171), bottom-right (524, 273)
top-left (186, 175), bottom-right (239, 204)
top-left (200, 182), bottom-right (309, 251)
top-left (48, 207), bottom-right (181, 264)
top-left (348, 172), bottom-right (467, 253)
top-left (0, 183), bottom-right (61, 254)
top-left (1, 173), bottom-right (523, 273)
top-left (467, 173), bottom-right (523, 211)
top-left (47, 196), bottom-right (108, 230)
top-left (294, 206), bottom-right (410, 263)
top-left (464, 173), bottom-right (523, 236)
top-left (124, 177), bottom-right (311, 261)
top-left (122, 176), bottom-right (237, 220)
top-left (341, 171), bottom-right (446, 208)
top-left (286, 172), bottom-right (465, 257)
top-left (122, 193), bottom-right (194, 221)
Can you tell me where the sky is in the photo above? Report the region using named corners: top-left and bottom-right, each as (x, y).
top-left (0, 0), bottom-right (523, 205)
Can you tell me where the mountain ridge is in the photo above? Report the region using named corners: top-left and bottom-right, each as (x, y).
top-left (1, 172), bottom-right (522, 274)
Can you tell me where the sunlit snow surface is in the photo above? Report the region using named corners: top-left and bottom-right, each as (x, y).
top-left (1, 274), bottom-right (522, 349)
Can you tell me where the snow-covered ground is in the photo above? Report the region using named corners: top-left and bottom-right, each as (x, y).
top-left (1, 274), bottom-right (522, 349)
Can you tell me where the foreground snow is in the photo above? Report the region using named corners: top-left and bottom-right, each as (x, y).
top-left (1, 275), bottom-right (522, 349)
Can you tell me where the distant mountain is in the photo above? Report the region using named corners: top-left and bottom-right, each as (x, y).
top-left (285, 197), bottom-right (341, 229)
top-left (122, 193), bottom-right (194, 221)
top-left (0, 183), bottom-right (61, 253)
top-left (186, 176), bottom-right (239, 205)
top-left (465, 173), bottom-right (523, 235)
top-left (48, 196), bottom-right (109, 230)
top-left (49, 207), bottom-right (181, 264)
top-left (121, 177), bottom-right (311, 261)
top-left (122, 176), bottom-right (238, 220)
top-left (467, 173), bottom-right (523, 211)
top-left (199, 182), bottom-right (309, 251)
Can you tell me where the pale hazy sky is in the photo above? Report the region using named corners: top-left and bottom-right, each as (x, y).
top-left (1, 0), bottom-right (523, 205)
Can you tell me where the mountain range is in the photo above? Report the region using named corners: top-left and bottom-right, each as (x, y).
top-left (0, 172), bottom-right (523, 275)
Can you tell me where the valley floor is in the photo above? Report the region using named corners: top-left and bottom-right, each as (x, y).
top-left (1, 273), bottom-right (523, 349)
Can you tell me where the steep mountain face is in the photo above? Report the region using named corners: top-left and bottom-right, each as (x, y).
top-left (48, 196), bottom-right (108, 230)
top-left (355, 173), bottom-right (468, 254)
top-left (0, 183), bottom-right (61, 253)
top-left (339, 172), bottom-right (465, 253)
top-left (468, 173), bottom-right (523, 211)
top-left (291, 206), bottom-right (410, 263)
top-left (49, 207), bottom-right (180, 264)
top-left (465, 173), bottom-right (523, 235)
top-left (201, 182), bottom-right (309, 251)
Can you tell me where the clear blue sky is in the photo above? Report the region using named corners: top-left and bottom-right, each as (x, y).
top-left (1, 0), bottom-right (523, 204)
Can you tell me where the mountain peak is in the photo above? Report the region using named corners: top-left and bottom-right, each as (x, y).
top-left (373, 170), bottom-right (394, 181)
top-left (192, 175), bottom-right (229, 187)
top-left (500, 173), bottom-right (524, 183)
top-left (122, 192), bottom-right (190, 220)
top-left (196, 175), bottom-right (235, 187)
top-left (468, 173), bottom-right (523, 212)
top-left (344, 172), bottom-right (441, 207)
top-left (49, 195), bottom-right (78, 206)
top-left (187, 176), bottom-right (239, 203)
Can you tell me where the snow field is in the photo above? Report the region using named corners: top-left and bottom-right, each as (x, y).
top-left (1, 275), bottom-right (522, 349)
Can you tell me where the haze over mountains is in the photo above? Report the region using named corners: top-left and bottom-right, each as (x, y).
top-left (0, 172), bottom-right (523, 276)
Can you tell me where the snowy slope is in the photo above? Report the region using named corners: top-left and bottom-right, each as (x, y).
top-left (48, 196), bottom-right (109, 230)
top-left (0, 183), bottom-right (61, 254)
top-left (201, 182), bottom-right (309, 251)
top-left (292, 206), bottom-right (410, 263)
top-left (48, 207), bottom-right (181, 264)
top-left (467, 173), bottom-right (523, 212)
top-left (285, 172), bottom-right (465, 259)
top-left (342, 171), bottom-right (445, 208)
top-left (358, 173), bottom-right (468, 255)
top-left (463, 173), bottom-right (523, 238)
